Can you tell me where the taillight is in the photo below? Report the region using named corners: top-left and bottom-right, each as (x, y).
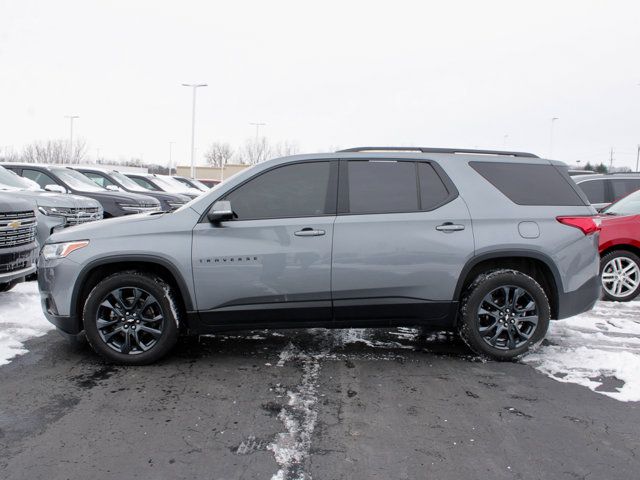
top-left (556, 216), bottom-right (601, 235)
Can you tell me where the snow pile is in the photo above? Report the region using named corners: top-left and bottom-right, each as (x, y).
top-left (0, 281), bottom-right (53, 365)
top-left (269, 346), bottom-right (323, 480)
top-left (523, 300), bottom-right (640, 402)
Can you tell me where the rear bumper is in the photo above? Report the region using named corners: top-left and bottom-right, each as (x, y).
top-left (556, 274), bottom-right (601, 319)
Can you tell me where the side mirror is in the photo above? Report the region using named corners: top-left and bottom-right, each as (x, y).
top-left (106, 185), bottom-right (120, 191)
top-left (207, 200), bottom-right (234, 223)
top-left (44, 184), bottom-right (67, 194)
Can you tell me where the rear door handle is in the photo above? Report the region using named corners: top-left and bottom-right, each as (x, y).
top-left (294, 228), bottom-right (326, 237)
top-left (436, 222), bottom-right (465, 232)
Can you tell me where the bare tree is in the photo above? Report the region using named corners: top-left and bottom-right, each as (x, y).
top-left (20, 138), bottom-right (88, 164)
top-left (272, 140), bottom-right (299, 158)
top-left (240, 137), bottom-right (272, 164)
top-left (205, 142), bottom-right (235, 167)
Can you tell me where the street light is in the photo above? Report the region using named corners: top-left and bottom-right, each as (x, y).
top-left (168, 141), bottom-right (175, 175)
top-left (549, 117), bottom-right (559, 158)
top-left (64, 115), bottom-right (79, 164)
top-left (182, 83), bottom-right (207, 178)
top-left (249, 122), bottom-right (266, 140)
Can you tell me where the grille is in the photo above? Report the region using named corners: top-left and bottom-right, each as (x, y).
top-left (0, 211), bottom-right (37, 248)
top-left (62, 207), bottom-right (103, 227)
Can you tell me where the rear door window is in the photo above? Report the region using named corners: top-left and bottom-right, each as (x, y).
top-left (346, 160), bottom-right (418, 214)
top-left (470, 162), bottom-right (586, 206)
top-left (578, 179), bottom-right (607, 204)
top-left (418, 162), bottom-right (450, 210)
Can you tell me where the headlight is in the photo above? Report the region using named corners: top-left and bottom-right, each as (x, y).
top-left (42, 241), bottom-right (89, 260)
top-left (38, 206), bottom-right (72, 216)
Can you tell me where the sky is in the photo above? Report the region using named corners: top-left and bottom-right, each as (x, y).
top-left (1, 0), bottom-right (639, 169)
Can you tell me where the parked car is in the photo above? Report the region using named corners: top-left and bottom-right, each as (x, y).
top-left (597, 188), bottom-right (640, 301)
top-left (172, 175), bottom-right (210, 192)
top-left (70, 166), bottom-right (190, 212)
top-left (567, 169), bottom-right (596, 176)
top-left (39, 147), bottom-right (601, 365)
top-left (198, 179), bottom-right (220, 188)
top-left (124, 172), bottom-right (201, 199)
top-left (573, 173), bottom-right (640, 210)
top-left (1, 164), bottom-right (161, 218)
top-left (0, 193), bottom-right (38, 292)
top-left (0, 165), bottom-right (103, 245)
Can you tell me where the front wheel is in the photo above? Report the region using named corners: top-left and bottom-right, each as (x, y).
top-left (458, 269), bottom-right (550, 360)
top-left (600, 250), bottom-right (640, 302)
top-left (83, 271), bottom-right (180, 365)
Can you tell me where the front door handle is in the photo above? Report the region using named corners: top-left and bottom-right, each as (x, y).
top-left (294, 228), bottom-right (326, 237)
top-left (436, 222), bottom-right (465, 233)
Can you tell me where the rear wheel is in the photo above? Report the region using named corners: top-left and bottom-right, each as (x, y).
top-left (600, 250), bottom-right (640, 302)
top-left (458, 269), bottom-right (550, 360)
top-left (83, 271), bottom-right (180, 365)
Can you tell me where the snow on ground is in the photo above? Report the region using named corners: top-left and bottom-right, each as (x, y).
top-left (0, 280), bottom-right (639, 403)
top-left (0, 281), bottom-right (53, 365)
top-left (523, 299), bottom-right (640, 402)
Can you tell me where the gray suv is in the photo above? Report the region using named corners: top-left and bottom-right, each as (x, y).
top-left (38, 147), bottom-right (601, 364)
top-left (0, 194), bottom-right (38, 292)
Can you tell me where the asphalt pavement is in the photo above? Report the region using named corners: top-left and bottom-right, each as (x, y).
top-left (0, 326), bottom-right (638, 480)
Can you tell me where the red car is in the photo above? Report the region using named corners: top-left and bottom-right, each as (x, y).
top-left (598, 188), bottom-right (640, 301)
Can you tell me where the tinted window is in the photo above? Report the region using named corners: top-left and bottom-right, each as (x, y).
top-left (130, 176), bottom-right (160, 191)
top-left (84, 172), bottom-right (114, 187)
top-left (22, 169), bottom-right (57, 189)
top-left (578, 179), bottom-right (607, 204)
top-left (347, 161), bottom-right (418, 214)
top-left (611, 179), bottom-right (640, 201)
top-left (418, 163), bottom-right (450, 210)
top-left (226, 162), bottom-right (333, 220)
top-left (470, 162), bottom-right (585, 206)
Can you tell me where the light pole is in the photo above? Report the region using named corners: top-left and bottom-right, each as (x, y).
top-left (182, 83), bottom-right (207, 178)
top-left (549, 117), bottom-right (559, 158)
top-left (249, 122), bottom-right (266, 140)
top-left (65, 115), bottom-right (79, 163)
top-left (169, 141), bottom-right (175, 175)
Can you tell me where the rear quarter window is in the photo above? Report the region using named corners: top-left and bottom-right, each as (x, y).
top-left (470, 162), bottom-right (586, 206)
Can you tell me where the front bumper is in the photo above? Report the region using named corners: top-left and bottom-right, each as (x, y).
top-left (0, 243), bottom-right (38, 284)
top-left (38, 255), bottom-right (83, 334)
top-left (556, 274), bottom-right (601, 319)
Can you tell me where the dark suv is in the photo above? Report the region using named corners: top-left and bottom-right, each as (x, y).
top-left (39, 147), bottom-right (600, 364)
top-left (71, 166), bottom-right (190, 211)
top-left (2, 164), bottom-right (161, 218)
top-left (0, 193), bottom-right (38, 292)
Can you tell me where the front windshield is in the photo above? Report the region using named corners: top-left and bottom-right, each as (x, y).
top-left (603, 189), bottom-right (640, 216)
top-left (52, 168), bottom-right (106, 192)
top-left (151, 175), bottom-right (190, 193)
top-left (110, 171), bottom-right (150, 192)
top-left (187, 178), bottom-right (209, 191)
top-left (0, 166), bottom-right (39, 190)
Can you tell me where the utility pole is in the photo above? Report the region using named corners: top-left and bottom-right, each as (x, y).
top-left (549, 117), bottom-right (559, 158)
top-left (65, 115), bottom-right (79, 164)
top-left (610, 147), bottom-right (614, 169)
top-left (182, 83), bottom-right (207, 178)
top-left (249, 122), bottom-right (266, 140)
top-left (169, 141), bottom-right (175, 175)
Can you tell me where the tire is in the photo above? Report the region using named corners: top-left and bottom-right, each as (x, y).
top-left (83, 271), bottom-right (180, 365)
top-left (600, 250), bottom-right (640, 302)
top-left (0, 279), bottom-right (21, 293)
top-left (458, 269), bottom-right (550, 360)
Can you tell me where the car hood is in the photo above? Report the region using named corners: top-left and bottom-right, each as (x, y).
top-left (6, 190), bottom-right (102, 209)
top-left (0, 192), bottom-right (36, 212)
top-left (79, 190), bottom-right (160, 205)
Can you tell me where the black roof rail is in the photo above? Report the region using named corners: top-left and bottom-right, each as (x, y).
top-left (337, 146), bottom-right (539, 158)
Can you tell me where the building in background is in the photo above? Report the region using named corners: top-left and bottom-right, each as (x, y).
top-left (176, 164), bottom-right (249, 181)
